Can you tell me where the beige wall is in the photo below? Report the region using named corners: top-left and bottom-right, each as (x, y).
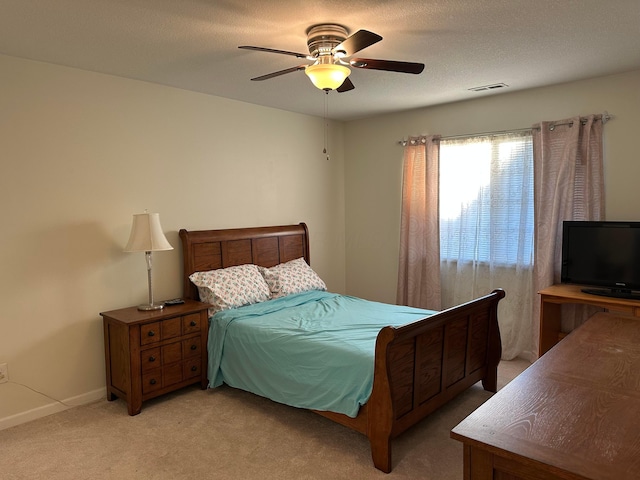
top-left (0, 54), bottom-right (346, 427)
top-left (344, 69), bottom-right (640, 304)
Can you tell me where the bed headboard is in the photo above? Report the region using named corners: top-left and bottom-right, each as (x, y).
top-left (179, 223), bottom-right (310, 300)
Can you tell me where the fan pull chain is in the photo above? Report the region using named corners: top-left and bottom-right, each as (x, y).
top-left (323, 90), bottom-right (330, 160)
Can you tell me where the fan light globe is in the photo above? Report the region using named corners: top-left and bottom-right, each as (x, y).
top-left (305, 64), bottom-right (351, 90)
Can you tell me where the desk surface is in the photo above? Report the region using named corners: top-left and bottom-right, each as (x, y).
top-left (539, 283), bottom-right (640, 309)
top-left (452, 312), bottom-right (640, 480)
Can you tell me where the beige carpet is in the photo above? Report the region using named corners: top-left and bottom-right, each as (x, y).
top-left (2, 359), bottom-right (529, 480)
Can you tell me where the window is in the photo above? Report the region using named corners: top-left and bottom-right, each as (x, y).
top-left (439, 132), bottom-right (534, 266)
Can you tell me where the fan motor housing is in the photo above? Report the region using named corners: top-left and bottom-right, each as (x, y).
top-left (306, 24), bottom-right (348, 57)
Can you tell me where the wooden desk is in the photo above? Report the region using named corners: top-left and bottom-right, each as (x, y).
top-left (451, 312), bottom-right (640, 480)
top-left (538, 283), bottom-right (640, 356)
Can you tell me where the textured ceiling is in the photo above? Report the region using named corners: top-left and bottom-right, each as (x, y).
top-left (2, 0), bottom-right (640, 120)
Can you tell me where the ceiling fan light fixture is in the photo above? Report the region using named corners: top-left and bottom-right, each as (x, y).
top-left (305, 63), bottom-right (351, 91)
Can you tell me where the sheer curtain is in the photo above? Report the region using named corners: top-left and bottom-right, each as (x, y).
top-left (396, 135), bottom-right (442, 310)
top-left (531, 115), bottom-right (605, 358)
top-left (439, 132), bottom-right (534, 360)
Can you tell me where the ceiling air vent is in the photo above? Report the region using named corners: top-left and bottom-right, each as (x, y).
top-left (468, 83), bottom-right (509, 92)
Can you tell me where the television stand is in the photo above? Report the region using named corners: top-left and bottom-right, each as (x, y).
top-left (538, 284), bottom-right (640, 357)
top-left (581, 287), bottom-right (640, 301)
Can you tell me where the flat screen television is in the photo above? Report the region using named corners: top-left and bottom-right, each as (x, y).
top-left (561, 221), bottom-right (640, 300)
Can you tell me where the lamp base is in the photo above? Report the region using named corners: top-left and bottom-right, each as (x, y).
top-left (137, 303), bottom-right (164, 311)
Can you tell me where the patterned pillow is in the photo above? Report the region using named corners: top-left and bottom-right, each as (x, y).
top-left (189, 264), bottom-right (270, 315)
top-left (258, 257), bottom-right (327, 299)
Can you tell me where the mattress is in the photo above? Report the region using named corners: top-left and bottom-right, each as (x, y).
top-left (207, 290), bottom-right (435, 417)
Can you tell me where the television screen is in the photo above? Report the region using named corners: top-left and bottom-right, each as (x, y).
top-left (561, 221), bottom-right (640, 299)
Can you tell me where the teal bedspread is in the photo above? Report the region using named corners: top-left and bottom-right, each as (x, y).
top-left (207, 290), bottom-right (435, 417)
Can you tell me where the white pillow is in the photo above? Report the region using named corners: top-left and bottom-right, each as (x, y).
top-left (189, 264), bottom-right (270, 315)
top-left (258, 257), bottom-right (326, 299)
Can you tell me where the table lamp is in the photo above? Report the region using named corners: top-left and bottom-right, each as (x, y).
top-left (124, 212), bottom-right (173, 310)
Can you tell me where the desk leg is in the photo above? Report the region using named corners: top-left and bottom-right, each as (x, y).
top-left (462, 444), bottom-right (471, 480)
top-left (465, 446), bottom-right (494, 480)
top-left (539, 298), bottom-right (561, 357)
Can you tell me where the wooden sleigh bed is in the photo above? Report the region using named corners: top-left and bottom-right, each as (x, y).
top-left (179, 223), bottom-right (504, 473)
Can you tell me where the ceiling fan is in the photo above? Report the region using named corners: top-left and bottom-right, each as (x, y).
top-left (239, 24), bottom-right (425, 92)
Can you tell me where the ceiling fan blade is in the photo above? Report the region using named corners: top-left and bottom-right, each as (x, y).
top-left (334, 30), bottom-right (382, 56)
top-left (337, 77), bottom-right (355, 93)
top-left (350, 58), bottom-right (425, 74)
top-left (250, 65), bottom-right (307, 81)
top-left (239, 46), bottom-right (309, 59)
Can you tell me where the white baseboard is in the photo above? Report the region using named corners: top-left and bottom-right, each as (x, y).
top-left (0, 387), bottom-right (106, 431)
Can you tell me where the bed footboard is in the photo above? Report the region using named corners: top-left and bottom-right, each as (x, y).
top-left (368, 289), bottom-right (505, 473)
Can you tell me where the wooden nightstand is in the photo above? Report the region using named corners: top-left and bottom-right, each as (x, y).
top-left (101, 300), bottom-right (210, 415)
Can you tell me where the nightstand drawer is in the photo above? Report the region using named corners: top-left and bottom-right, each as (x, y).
top-left (163, 363), bottom-right (183, 387)
top-left (140, 322), bottom-right (161, 345)
top-left (144, 361), bottom-right (200, 392)
top-left (140, 317), bottom-right (183, 346)
top-left (183, 337), bottom-right (200, 358)
top-left (162, 341), bottom-right (183, 364)
top-left (183, 358), bottom-right (201, 379)
top-left (161, 317), bottom-right (182, 340)
top-left (142, 347), bottom-right (161, 373)
top-left (182, 313), bottom-right (201, 334)
top-left (142, 363), bottom-right (185, 393)
top-left (142, 371), bottom-right (162, 394)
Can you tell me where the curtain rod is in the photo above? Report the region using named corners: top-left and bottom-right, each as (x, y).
top-left (397, 111), bottom-right (613, 145)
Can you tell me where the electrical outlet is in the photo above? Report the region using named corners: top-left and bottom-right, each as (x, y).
top-left (0, 363), bottom-right (8, 384)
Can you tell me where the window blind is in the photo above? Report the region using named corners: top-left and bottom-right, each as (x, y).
top-left (439, 132), bottom-right (534, 266)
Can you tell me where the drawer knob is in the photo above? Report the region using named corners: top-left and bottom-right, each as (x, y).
top-left (191, 366), bottom-right (197, 372)
top-left (190, 320), bottom-right (197, 327)
top-left (148, 356), bottom-right (156, 362)
top-left (150, 379), bottom-right (157, 385)
top-left (190, 344), bottom-right (197, 351)
top-left (148, 331), bottom-right (155, 337)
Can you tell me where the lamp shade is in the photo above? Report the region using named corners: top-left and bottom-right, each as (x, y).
top-left (124, 213), bottom-right (173, 252)
top-left (305, 63), bottom-right (351, 90)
